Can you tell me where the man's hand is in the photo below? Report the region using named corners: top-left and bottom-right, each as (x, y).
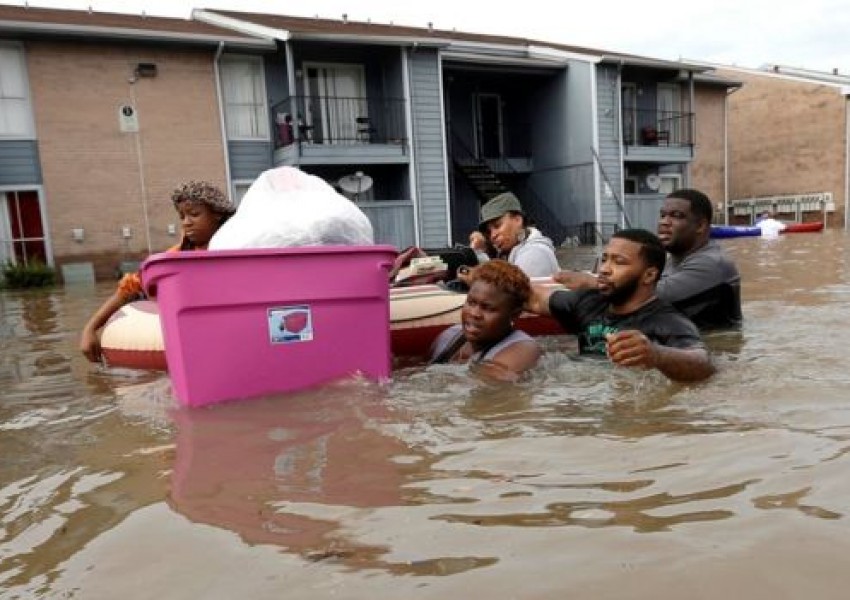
top-left (605, 330), bottom-right (658, 369)
top-left (605, 330), bottom-right (716, 382)
top-left (553, 270), bottom-right (598, 290)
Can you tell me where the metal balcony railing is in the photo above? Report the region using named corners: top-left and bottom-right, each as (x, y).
top-left (271, 96), bottom-right (407, 149)
top-left (621, 108), bottom-right (694, 147)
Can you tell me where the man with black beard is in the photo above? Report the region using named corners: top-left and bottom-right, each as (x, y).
top-left (554, 189), bottom-right (741, 330)
top-left (527, 229), bottom-right (715, 382)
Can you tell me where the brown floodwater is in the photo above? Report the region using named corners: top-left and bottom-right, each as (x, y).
top-left (3, 231), bottom-right (850, 599)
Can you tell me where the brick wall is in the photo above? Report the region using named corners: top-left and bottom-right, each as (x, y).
top-left (26, 41), bottom-right (228, 279)
top-left (715, 69), bottom-right (847, 227)
top-left (691, 85), bottom-right (729, 218)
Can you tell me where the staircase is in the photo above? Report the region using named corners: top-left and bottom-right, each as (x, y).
top-left (449, 129), bottom-right (568, 245)
top-left (455, 162), bottom-right (509, 202)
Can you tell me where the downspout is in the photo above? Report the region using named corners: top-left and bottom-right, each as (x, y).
top-left (687, 70), bottom-right (695, 186)
top-left (844, 90), bottom-right (850, 230)
top-left (402, 46), bottom-right (421, 246)
top-left (284, 40), bottom-right (298, 151)
top-left (589, 63), bottom-right (602, 230)
top-left (724, 85), bottom-right (742, 226)
top-left (616, 60), bottom-right (625, 227)
top-left (437, 49), bottom-right (452, 245)
top-left (724, 88), bottom-right (730, 225)
top-left (213, 42), bottom-right (233, 201)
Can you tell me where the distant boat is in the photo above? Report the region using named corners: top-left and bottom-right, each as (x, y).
top-left (782, 221), bottom-right (824, 234)
top-left (710, 225), bottom-right (760, 238)
top-left (711, 221), bottom-right (824, 238)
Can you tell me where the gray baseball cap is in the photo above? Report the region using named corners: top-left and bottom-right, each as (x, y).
top-left (479, 192), bottom-right (523, 229)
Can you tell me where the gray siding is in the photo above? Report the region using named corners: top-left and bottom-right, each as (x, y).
top-left (357, 201), bottom-right (415, 249)
top-left (545, 60), bottom-right (597, 230)
top-left (409, 48), bottom-right (449, 247)
top-left (526, 69), bottom-right (577, 238)
top-left (228, 140), bottom-right (273, 180)
top-left (0, 141), bottom-right (42, 185)
top-left (595, 64), bottom-right (625, 228)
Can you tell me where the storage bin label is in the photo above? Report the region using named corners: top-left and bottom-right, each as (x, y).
top-left (268, 305), bottom-right (313, 344)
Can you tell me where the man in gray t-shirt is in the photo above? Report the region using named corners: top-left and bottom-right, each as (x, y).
top-left (656, 189), bottom-right (741, 330)
top-left (554, 189), bottom-right (741, 330)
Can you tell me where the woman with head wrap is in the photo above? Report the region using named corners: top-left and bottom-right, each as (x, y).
top-left (80, 181), bottom-right (235, 363)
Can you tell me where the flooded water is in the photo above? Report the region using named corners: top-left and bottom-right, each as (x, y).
top-left (3, 231), bottom-right (850, 599)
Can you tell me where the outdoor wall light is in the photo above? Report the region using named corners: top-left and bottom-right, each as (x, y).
top-left (122, 226), bottom-right (132, 239)
top-left (72, 228), bottom-right (84, 242)
top-left (167, 223), bottom-right (177, 236)
top-left (135, 62), bottom-right (157, 78)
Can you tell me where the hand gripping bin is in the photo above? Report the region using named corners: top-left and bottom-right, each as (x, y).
top-left (141, 246), bottom-right (396, 407)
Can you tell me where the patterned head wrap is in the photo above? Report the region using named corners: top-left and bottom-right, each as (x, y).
top-left (171, 181), bottom-right (235, 215)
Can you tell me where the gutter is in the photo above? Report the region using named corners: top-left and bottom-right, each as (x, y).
top-left (193, 8), bottom-right (291, 41)
top-left (723, 86), bottom-right (742, 225)
top-left (843, 86), bottom-right (850, 229)
top-left (213, 41), bottom-right (233, 203)
top-left (0, 19), bottom-right (275, 49)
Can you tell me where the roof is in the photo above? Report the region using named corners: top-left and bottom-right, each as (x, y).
top-left (0, 5), bottom-right (274, 49)
top-left (197, 9), bottom-right (710, 71)
top-left (683, 72), bottom-right (743, 89)
top-left (685, 59), bottom-right (850, 92)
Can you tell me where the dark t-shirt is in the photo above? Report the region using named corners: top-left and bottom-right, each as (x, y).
top-left (657, 240), bottom-right (742, 330)
top-left (548, 289), bottom-right (704, 356)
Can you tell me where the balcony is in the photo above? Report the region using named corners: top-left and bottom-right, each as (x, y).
top-left (622, 108), bottom-right (694, 162)
top-left (271, 96), bottom-right (408, 166)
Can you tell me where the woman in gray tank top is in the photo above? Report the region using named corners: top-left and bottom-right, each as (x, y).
top-left (430, 261), bottom-right (541, 381)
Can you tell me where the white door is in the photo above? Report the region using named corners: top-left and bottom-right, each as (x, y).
top-left (304, 64), bottom-right (366, 145)
top-left (474, 93), bottom-right (503, 158)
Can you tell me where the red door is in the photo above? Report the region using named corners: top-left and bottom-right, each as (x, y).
top-left (2, 190), bottom-right (47, 265)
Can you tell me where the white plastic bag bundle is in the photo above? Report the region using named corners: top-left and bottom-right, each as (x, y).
top-left (208, 166), bottom-right (374, 250)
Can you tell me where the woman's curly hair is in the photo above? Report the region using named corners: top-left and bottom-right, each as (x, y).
top-left (468, 260), bottom-right (532, 311)
top-left (171, 181), bottom-right (235, 215)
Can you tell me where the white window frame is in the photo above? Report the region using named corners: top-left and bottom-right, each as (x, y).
top-left (219, 55), bottom-right (270, 141)
top-left (0, 185), bottom-right (52, 267)
top-left (0, 42), bottom-right (36, 139)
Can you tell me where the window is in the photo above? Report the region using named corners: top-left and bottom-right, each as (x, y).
top-left (0, 44), bottom-right (35, 138)
top-left (303, 63), bottom-right (367, 144)
top-left (657, 84), bottom-right (681, 144)
top-left (0, 189), bottom-right (48, 266)
top-left (231, 181), bottom-right (252, 208)
top-left (219, 55), bottom-right (269, 140)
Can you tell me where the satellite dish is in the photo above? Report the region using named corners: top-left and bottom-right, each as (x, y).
top-left (645, 173), bottom-right (662, 192)
top-left (338, 171), bottom-right (373, 200)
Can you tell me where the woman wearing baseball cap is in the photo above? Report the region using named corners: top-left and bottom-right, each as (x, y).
top-left (470, 192), bottom-right (559, 278)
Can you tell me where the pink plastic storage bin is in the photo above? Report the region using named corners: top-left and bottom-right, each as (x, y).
top-left (141, 246), bottom-right (396, 407)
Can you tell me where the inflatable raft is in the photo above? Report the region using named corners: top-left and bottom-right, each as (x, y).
top-left (101, 281), bottom-right (565, 370)
top-left (710, 221), bottom-right (824, 238)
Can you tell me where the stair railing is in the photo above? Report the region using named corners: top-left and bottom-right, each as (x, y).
top-left (449, 129), bottom-right (569, 245)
